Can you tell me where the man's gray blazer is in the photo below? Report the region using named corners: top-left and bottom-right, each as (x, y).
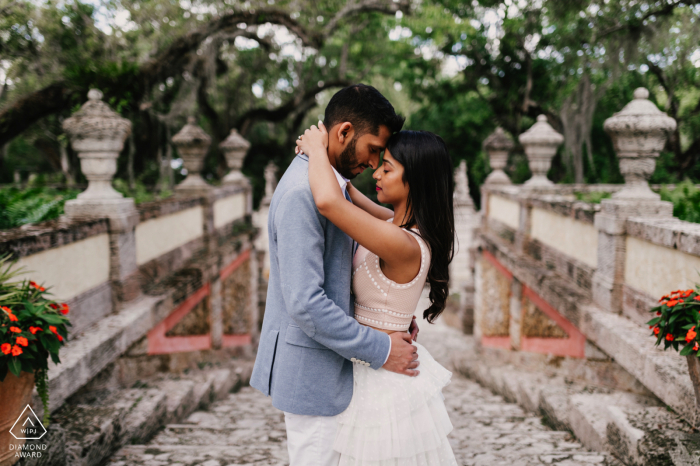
top-left (250, 153), bottom-right (391, 416)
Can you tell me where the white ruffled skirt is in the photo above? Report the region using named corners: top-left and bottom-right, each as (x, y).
top-left (333, 341), bottom-right (458, 466)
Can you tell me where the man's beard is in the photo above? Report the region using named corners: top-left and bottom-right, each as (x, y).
top-left (335, 137), bottom-right (360, 179)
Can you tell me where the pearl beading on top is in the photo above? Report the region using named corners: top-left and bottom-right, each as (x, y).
top-left (355, 314), bottom-right (410, 329)
top-left (355, 302), bottom-right (413, 318)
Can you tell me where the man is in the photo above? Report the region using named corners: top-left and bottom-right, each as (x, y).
top-left (250, 84), bottom-right (420, 465)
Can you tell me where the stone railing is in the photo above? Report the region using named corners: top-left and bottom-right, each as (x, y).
top-left (473, 87), bottom-right (700, 428)
top-left (0, 90), bottom-right (259, 414)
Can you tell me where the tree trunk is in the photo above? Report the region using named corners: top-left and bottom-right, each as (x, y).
top-left (155, 125), bottom-right (164, 193)
top-left (59, 139), bottom-right (75, 186)
top-left (165, 126), bottom-right (174, 190)
top-left (686, 354), bottom-right (700, 428)
top-left (127, 132), bottom-right (136, 190)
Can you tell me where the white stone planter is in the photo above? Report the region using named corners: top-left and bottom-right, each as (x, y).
top-left (172, 117), bottom-right (212, 193)
top-left (219, 129), bottom-right (251, 185)
top-left (483, 127), bottom-right (514, 185)
top-left (519, 115), bottom-right (564, 187)
top-left (603, 88), bottom-right (677, 200)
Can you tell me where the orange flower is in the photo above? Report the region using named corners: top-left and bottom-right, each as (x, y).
top-left (57, 335), bottom-right (63, 342)
top-left (29, 326), bottom-right (42, 335)
top-left (679, 299), bottom-right (685, 304)
top-left (694, 342), bottom-right (699, 352)
top-left (7, 313), bottom-right (18, 322)
top-left (11, 345), bottom-right (22, 356)
top-left (49, 326), bottom-right (58, 335)
top-left (9, 327), bottom-right (21, 333)
top-left (49, 304), bottom-right (58, 309)
top-left (15, 336), bottom-right (28, 347)
top-left (695, 296), bottom-right (700, 302)
top-left (60, 304), bottom-right (69, 315)
top-left (29, 281), bottom-right (45, 292)
top-left (654, 327), bottom-right (660, 335)
top-left (1, 343), bottom-right (10, 355)
top-left (666, 333), bottom-right (674, 341)
top-left (1, 306), bottom-right (10, 313)
top-left (656, 311), bottom-right (662, 316)
top-left (667, 300), bottom-right (678, 307)
top-left (686, 327), bottom-right (697, 343)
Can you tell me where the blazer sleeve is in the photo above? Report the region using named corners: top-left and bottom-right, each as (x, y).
top-left (273, 183), bottom-right (391, 369)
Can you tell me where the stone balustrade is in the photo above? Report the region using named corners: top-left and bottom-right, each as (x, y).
top-left (471, 87), bottom-right (700, 427)
top-left (0, 91), bottom-right (259, 416)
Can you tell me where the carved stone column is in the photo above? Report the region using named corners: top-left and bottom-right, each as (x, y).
top-left (452, 160), bottom-right (479, 334)
top-left (172, 117), bottom-right (212, 194)
top-left (254, 162), bottom-right (278, 279)
top-left (519, 115), bottom-right (564, 187)
top-left (483, 127), bottom-right (514, 185)
top-left (593, 88), bottom-right (676, 314)
top-left (219, 128), bottom-right (251, 185)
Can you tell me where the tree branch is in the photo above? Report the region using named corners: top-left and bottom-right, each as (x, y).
top-left (236, 79), bottom-right (351, 128)
top-left (598, 0), bottom-right (698, 39)
top-left (323, 0), bottom-right (409, 38)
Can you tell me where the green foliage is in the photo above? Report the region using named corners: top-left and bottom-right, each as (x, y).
top-left (112, 179), bottom-right (172, 204)
top-left (0, 256), bottom-right (71, 425)
top-left (574, 191), bottom-right (612, 204)
top-left (660, 180), bottom-right (700, 224)
top-left (0, 186), bottom-right (80, 230)
top-left (648, 288), bottom-right (700, 357)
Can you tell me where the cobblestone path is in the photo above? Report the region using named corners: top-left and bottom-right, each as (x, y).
top-left (110, 314), bottom-right (613, 465)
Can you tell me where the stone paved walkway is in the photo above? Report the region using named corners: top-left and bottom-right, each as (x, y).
top-left (109, 306), bottom-right (614, 465)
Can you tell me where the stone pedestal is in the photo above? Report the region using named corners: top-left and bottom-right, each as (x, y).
top-left (219, 129), bottom-right (251, 185)
top-left (172, 117), bottom-right (212, 195)
top-left (519, 115), bottom-right (564, 187)
top-left (483, 127), bottom-right (514, 185)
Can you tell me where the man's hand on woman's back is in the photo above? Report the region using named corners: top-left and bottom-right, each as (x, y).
top-left (383, 332), bottom-right (419, 377)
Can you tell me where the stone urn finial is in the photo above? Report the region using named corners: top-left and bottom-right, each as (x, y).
top-left (518, 115), bottom-right (564, 187)
top-left (261, 161), bottom-right (278, 205)
top-left (483, 127), bottom-right (514, 185)
top-left (604, 87), bottom-right (677, 200)
top-left (171, 116), bottom-right (212, 193)
top-left (219, 128), bottom-right (251, 185)
top-left (62, 88), bottom-right (131, 201)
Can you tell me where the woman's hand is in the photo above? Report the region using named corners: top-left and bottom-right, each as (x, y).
top-left (296, 122), bottom-right (328, 157)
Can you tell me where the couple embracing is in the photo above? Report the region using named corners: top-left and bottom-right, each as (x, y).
top-left (250, 84), bottom-right (458, 465)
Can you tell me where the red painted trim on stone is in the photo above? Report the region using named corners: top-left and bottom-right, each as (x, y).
top-left (220, 249), bottom-right (251, 281)
top-left (481, 336), bottom-right (511, 349)
top-left (520, 285), bottom-right (586, 359)
top-left (147, 284), bottom-right (211, 355)
top-left (222, 334), bottom-right (252, 347)
top-left (482, 250), bottom-right (513, 281)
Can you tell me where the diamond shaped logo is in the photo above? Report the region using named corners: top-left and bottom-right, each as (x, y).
top-left (10, 405), bottom-right (46, 440)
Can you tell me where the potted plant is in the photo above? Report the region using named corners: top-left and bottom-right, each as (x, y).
top-left (648, 288), bottom-right (700, 426)
top-left (0, 256), bottom-right (70, 466)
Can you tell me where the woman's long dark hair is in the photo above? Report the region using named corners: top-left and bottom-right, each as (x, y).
top-left (386, 130), bottom-right (455, 323)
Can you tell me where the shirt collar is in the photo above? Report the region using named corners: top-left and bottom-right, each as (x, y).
top-left (331, 166), bottom-right (349, 193)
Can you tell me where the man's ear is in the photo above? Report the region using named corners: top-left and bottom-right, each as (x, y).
top-left (336, 122), bottom-right (354, 145)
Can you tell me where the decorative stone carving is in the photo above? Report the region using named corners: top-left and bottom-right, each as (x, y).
top-left (261, 161), bottom-right (278, 205)
top-left (454, 160), bottom-right (474, 208)
top-left (518, 115), bottom-right (564, 187)
top-left (172, 117), bottom-right (212, 193)
top-left (62, 89), bottom-right (131, 201)
top-left (219, 128), bottom-right (251, 185)
top-left (483, 127), bottom-right (514, 185)
top-left (62, 89), bottom-right (136, 219)
top-left (604, 88), bottom-right (677, 200)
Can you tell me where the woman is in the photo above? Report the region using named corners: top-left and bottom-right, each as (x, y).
top-left (296, 124), bottom-right (458, 465)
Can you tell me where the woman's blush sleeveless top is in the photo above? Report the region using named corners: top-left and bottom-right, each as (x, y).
top-left (351, 229), bottom-right (430, 331)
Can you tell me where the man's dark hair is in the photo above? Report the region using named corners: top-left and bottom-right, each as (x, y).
top-left (324, 84), bottom-right (405, 136)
